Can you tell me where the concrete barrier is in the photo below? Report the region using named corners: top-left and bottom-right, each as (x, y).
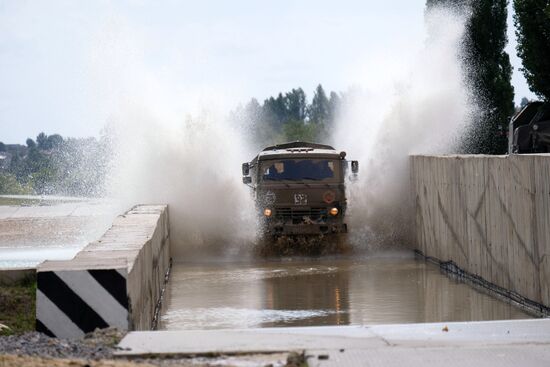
top-left (410, 154), bottom-right (550, 309)
top-left (36, 205), bottom-right (170, 338)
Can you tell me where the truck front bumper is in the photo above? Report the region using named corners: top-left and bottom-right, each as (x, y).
top-left (266, 222), bottom-right (347, 236)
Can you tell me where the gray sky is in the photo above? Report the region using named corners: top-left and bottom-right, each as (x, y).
top-left (0, 1), bottom-right (537, 143)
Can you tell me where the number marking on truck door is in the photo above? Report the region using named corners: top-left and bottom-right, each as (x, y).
top-left (294, 193), bottom-right (308, 205)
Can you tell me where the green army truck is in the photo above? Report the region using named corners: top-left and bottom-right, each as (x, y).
top-left (242, 142), bottom-right (358, 250)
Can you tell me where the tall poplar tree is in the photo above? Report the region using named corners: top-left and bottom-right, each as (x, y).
top-left (427, 0), bottom-right (515, 154)
top-left (514, 0), bottom-right (550, 101)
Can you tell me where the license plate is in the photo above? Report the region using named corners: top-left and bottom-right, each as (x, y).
top-left (294, 193), bottom-right (308, 205)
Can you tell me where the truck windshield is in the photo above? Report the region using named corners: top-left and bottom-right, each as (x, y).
top-left (262, 159), bottom-right (336, 181)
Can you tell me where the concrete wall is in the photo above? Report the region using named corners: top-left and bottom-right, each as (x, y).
top-left (36, 205), bottom-right (170, 337)
top-left (410, 154), bottom-right (550, 307)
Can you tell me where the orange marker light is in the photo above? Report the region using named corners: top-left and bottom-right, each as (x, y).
top-left (329, 207), bottom-right (339, 216)
top-left (264, 208), bottom-right (273, 217)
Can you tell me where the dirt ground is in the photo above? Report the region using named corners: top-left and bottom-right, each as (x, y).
top-left (0, 355), bottom-right (158, 367)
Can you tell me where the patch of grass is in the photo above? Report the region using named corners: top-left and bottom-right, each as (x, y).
top-left (0, 276), bottom-right (36, 335)
top-left (0, 197), bottom-right (41, 206)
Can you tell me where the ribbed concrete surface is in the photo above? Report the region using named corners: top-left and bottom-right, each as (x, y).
top-left (117, 319), bottom-right (550, 366)
top-left (410, 154), bottom-right (550, 307)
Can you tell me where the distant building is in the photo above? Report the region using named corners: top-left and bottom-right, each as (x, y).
top-left (0, 152), bottom-right (11, 171)
top-left (0, 144), bottom-right (27, 172)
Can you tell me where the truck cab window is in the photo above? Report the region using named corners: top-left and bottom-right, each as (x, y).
top-left (262, 159), bottom-right (336, 181)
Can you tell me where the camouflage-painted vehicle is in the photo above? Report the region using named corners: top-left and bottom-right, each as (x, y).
top-left (242, 142), bottom-right (358, 247)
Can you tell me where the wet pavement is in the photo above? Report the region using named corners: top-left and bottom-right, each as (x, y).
top-left (160, 252), bottom-right (532, 330)
top-left (0, 196), bottom-right (118, 268)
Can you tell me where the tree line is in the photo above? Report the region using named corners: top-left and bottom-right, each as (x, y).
top-left (0, 132), bottom-right (109, 196)
top-left (231, 84), bottom-right (342, 149)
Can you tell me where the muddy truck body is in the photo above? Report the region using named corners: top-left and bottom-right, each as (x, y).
top-left (242, 142), bottom-right (358, 239)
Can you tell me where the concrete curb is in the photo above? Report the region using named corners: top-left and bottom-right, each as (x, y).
top-left (36, 205), bottom-right (170, 338)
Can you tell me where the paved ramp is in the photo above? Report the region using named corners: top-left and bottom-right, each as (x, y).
top-left (0, 198), bottom-right (118, 268)
top-left (117, 319), bottom-right (550, 366)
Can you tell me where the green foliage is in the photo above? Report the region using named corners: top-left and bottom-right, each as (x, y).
top-left (235, 84), bottom-right (341, 148)
top-left (427, 0), bottom-right (515, 154)
top-left (282, 120), bottom-right (321, 142)
top-left (1, 133), bottom-right (109, 196)
top-left (36, 132), bottom-right (48, 150)
top-left (309, 84), bottom-right (330, 125)
top-left (0, 173), bottom-right (33, 195)
top-left (514, 0), bottom-right (550, 101)
top-left (25, 138), bottom-right (35, 148)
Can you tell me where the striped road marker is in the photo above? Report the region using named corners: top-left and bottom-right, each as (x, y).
top-left (36, 269), bottom-right (129, 338)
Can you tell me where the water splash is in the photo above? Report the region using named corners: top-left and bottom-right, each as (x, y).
top-left (105, 106), bottom-right (257, 259)
top-left (333, 6), bottom-right (474, 248)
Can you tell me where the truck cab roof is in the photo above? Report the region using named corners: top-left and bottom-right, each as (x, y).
top-left (254, 141), bottom-right (344, 161)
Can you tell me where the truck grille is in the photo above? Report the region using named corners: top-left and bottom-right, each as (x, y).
top-left (275, 207), bottom-right (328, 223)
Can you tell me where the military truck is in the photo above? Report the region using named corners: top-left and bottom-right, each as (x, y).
top-left (509, 101), bottom-right (550, 153)
top-left (242, 142), bottom-right (358, 246)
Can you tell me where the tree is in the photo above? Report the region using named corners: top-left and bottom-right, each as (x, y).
top-left (26, 138), bottom-right (36, 148)
top-left (309, 84), bottom-right (330, 125)
top-left (36, 132), bottom-right (49, 150)
top-left (514, 0), bottom-right (550, 101)
top-left (427, 0), bottom-right (515, 154)
top-left (466, 0), bottom-right (515, 154)
top-left (282, 120), bottom-right (319, 142)
top-left (263, 93), bottom-right (287, 131)
top-left (0, 142), bottom-right (5, 152)
top-left (328, 92), bottom-right (341, 125)
top-left (284, 88), bottom-right (308, 122)
top-left (47, 134), bottom-right (64, 149)
top-left (520, 97), bottom-right (530, 108)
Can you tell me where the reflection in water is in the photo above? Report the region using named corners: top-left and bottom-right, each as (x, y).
top-left (261, 265), bottom-right (350, 327)
top-left (160, 252), bottom-right (531, 330)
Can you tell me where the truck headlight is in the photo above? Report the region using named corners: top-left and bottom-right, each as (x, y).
top-left (329, 207), bottom-right (339, 216)
top-left (263, 208), bottom-right (272, 217)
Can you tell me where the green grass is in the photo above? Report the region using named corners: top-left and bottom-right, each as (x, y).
top-left (0, 276), bottom-right (36, 335)
top-left (0, 197), bottom-right (42, 206)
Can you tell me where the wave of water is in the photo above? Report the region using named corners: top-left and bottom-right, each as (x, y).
top-left (332, 6), bottom-right (474, 248)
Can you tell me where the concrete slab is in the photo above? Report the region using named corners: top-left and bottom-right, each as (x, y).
top-left (38, 257), bottom-right (128, 271)
top-left (0, 199), bottom-right (119, 268)
top-left (117, 319), bottom-right (550, 366)
top-left (307, 345), bottom-right (550, 367)
top-left (116, 327), bottom-right (386, 356)
top-left (368, 318), bottom-right (550, 346)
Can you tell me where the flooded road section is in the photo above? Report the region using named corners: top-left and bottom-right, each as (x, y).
top-left (160, 252), bottom-right (531, 330)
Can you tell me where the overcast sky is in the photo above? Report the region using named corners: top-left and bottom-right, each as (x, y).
top-left (0, 1), bottom-right (537, 143)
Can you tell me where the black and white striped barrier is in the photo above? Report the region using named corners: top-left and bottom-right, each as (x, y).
top-left (36, 269), bottom-right (128, 338)
top-left (36, 205), bottom-right (170, 338)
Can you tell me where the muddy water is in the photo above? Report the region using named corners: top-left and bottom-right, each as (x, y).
top-left (160, 251), bottom-right (531, 330)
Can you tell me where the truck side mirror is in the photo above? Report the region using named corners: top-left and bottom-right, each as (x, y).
top-left (242, 163), bottom-right (250, 176)
top-left (351, 160), bottom-right (359, 173)
top-left (242, 176), bottom-right (252, 184)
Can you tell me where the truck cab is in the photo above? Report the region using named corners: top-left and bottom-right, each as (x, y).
top-left (509, 101), bottom-right (550, 154)
top-left (242, 142), bottom-right (358, 240)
